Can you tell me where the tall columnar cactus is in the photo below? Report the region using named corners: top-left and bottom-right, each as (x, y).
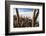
top-left (16, 8), bottom-right (19, 26)
top-left (32, 9), bottom-right (39, 27)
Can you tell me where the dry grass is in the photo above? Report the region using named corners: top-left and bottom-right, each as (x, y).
top-left (13, 15), bottom-right (39, 28)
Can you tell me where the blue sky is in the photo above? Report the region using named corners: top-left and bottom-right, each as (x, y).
top-left (16, 8), bottom-right (33, 12)
top-left (13, 8), bottom-right (39, 21)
